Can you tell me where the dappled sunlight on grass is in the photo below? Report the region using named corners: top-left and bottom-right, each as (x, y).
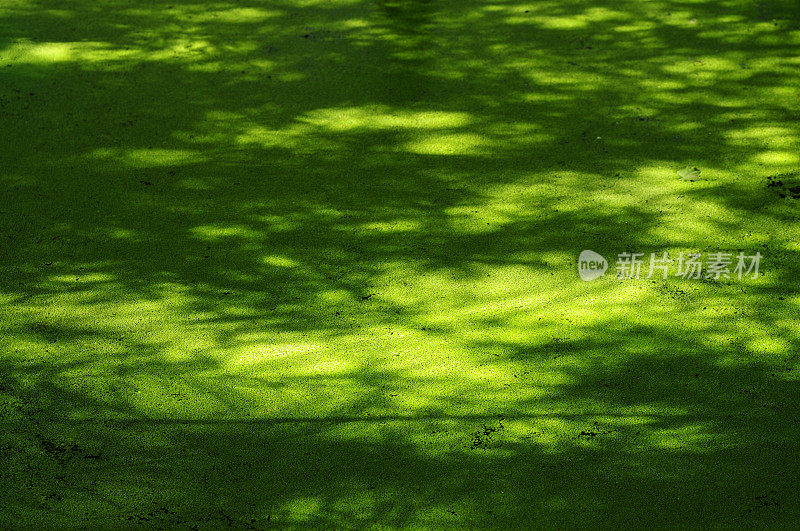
top-left (1, 0), bottom-right (800, 526)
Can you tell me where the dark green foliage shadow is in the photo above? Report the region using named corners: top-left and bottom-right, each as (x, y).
top-left (1, 0), bottom-right (799, 527)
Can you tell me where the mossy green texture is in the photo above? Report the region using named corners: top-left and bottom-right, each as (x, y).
top-left (1, 0), bottom-right (799, 527)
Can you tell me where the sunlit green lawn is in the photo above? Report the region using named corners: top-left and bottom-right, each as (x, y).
top-left (1, 0), bottom-right (800, 527)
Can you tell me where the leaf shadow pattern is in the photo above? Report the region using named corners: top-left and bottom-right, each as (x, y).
top-left (1, 0), bottom-right (800, 526)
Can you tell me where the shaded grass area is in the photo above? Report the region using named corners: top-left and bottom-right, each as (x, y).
top-left (1, 0), bottom-right (799, 527)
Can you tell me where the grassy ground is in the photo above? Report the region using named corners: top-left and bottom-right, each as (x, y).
top-left (1, 0), bottom-right (800, 527)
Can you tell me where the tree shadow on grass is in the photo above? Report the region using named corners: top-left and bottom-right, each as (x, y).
top-left (2, 323), bottom-right (799, 527)
top-left (1, 0), bottom-right (800, 526)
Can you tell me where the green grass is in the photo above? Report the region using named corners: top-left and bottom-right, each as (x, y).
top-left (1, 0), bottom-right (800, 527)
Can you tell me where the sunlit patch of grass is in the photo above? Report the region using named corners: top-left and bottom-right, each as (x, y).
top-left (1, 0), bottom-right (800, 525)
